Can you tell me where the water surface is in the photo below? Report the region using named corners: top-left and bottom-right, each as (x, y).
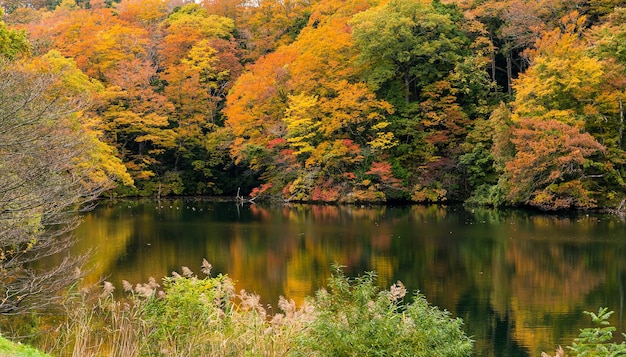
top-left (60, 199), bottom-right (626, 356)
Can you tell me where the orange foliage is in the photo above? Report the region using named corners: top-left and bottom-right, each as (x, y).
top-left (224, 0), bottom-right (402, 200)
top-left (115, 0), bottom-right (168, 25)
top-left (505, 118), bottom-right (605, 210)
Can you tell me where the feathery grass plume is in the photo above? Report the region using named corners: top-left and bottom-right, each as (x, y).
top-left (100, 281), bottom-right (115, 298)
top-left (134, 282), bottom-right (155, 298)
top-left (541, 346), bottom-right (565, 357)
top-left (201, 258), bottom-right (212, 276)
top-left (181, 266), bottom-right (194, 278)
top-left (147, 277), bottom-right (159, 290)
top-left (388, 280), bottom-right (406, 301)
top-left (277, 296), bottom-right (296, 319)
top-left (122, 280), bottom-right (133, 292)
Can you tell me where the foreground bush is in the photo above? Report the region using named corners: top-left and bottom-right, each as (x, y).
top-left (43, 262), bottom-right (472, 356)
top-left (543, 307), bottom-right (626, 357)
top-left (293, 267), bottom-right (473, 357)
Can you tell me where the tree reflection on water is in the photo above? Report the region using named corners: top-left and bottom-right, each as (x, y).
top-left (51, 199), bottom-right (626, 357)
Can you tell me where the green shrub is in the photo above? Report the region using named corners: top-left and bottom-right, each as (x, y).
top-left (141, 271), bottom-right (234, 355)
top-left (543, 307), bottom-right (626, 357)
top-left (135, 262), bottom-right (297, 356)
top-left (294, 265), bottom-right (473, 357)
top-left (120, 261), bottom-right (309, 356)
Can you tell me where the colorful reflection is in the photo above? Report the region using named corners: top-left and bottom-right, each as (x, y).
top-left (58, 199), bottom-right (626, 356)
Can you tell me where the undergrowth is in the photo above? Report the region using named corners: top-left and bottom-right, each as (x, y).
top-left (32, 261), bottom-right (473, 357)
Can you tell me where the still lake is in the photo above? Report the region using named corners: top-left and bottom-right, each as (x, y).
top-left (62, 198), bottom-right (626, 356)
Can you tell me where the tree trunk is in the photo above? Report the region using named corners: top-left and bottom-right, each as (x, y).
top-left (506, 52), bottom-right (513, 96)
top-left (619, 96), bottom-right (624, 148)
top-left (491, 35), bottom-right (497, 86)
top-left (404, 69), bottom-right (411, 103)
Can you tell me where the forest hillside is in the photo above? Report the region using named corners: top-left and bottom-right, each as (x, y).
top-left (3, 0), bottom-right (626, 210)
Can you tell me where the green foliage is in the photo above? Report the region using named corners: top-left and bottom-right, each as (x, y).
top-left (544, 307), bottom-right (626, 356)
top-left (141, 269), bottom-right (237, 356)
top-left (294, 265), bottom-right (473, 357)
top-left (465, 183), bottom-right (506, 207)
top-left (165, 4), bottom-right (234, 40)
top-left (568, 307), bottom-right (626, 356)
top-left (351, 0), bottom-right (469, 101)
top-left (0, 9), bottom-right (30, 60)
top-left (459, 143), bottom-right (496, 189)
top-left (350, 0), bottom-right (497, 203)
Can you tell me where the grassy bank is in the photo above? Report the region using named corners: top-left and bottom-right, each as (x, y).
top-left (0, 335), bottom-right (51, 357)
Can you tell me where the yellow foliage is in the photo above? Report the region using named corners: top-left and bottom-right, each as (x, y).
top-left (411, 184), bottom-right (447, 203)
top-left (512, 17), bottom-right (607, 126)
top-left (284, 93), bottom-right (322, 156)
top-left (369, 130), bottom-right (397, 152)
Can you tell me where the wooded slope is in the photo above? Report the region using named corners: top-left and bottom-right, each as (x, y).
top-left (4, 0), bottom-right (626, 210)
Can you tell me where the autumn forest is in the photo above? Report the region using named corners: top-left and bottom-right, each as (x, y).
top-left (3, 0), bottom-right (626, 211)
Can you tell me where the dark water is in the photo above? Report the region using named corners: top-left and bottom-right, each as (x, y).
top-left (61, 199), bottom-right (626, 356)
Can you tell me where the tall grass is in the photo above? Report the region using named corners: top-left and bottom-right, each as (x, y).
top-left (33, 262), bottom-right (472, 357)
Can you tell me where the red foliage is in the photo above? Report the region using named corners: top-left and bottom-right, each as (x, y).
top-left (311, 185), bottom-right (341, 202)
top-left (267, 138), bottom-right (287, 149)
top-left (311, 179), bottom-right (341, 202)
top-left (365, 161), bottom-right (393, 178)
top-left (505, 118), bottom-right (605, 209)
top-left (366, 161), bottom-right (403, 189)
top-left (250, 182), bottom-right (273, 198)
top-left (342, 139), bottom-right (360, 153)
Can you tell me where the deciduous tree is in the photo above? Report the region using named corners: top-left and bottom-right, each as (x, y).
top-left (0, 8), bottom-right (29, 59)
top-left (499, 12), bottom-right (626, 209)
top-left (0, 50), bottom-right (130, 313)
top-left (503, 118), bottom-right (605, 210)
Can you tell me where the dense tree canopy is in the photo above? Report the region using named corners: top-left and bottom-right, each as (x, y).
top-left (4, 0), bottom-right (626, 210)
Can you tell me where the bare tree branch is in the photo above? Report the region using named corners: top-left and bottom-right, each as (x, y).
top-left (0, 59), bottom-right (111, 314)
